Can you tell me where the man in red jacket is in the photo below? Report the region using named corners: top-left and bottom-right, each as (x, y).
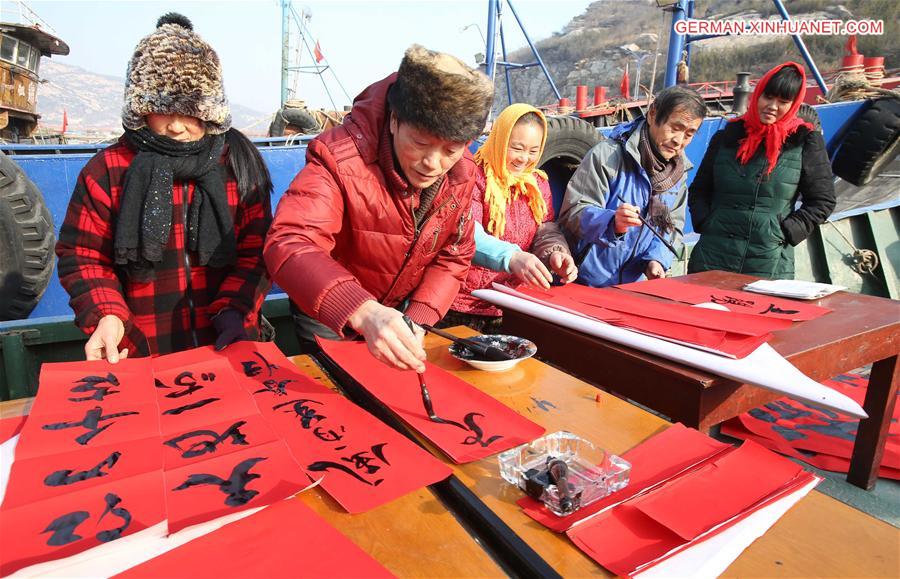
top-left (265, 45), bottom-right (493, 372)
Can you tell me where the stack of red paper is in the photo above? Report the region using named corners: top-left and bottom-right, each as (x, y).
top-left (722, 373), bottom-right (900, 479)
top-left (519, 425), bottom-right (820, 577)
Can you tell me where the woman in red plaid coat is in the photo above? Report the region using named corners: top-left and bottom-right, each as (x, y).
top-left (55, 13), bottom-right (272, 360)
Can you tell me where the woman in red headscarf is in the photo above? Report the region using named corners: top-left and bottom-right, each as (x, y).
top-left (687, 62), bottom-right (835, 279)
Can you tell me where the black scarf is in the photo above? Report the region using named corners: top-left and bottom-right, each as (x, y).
top-left (115, 128), bottom-right (235, 280)
top-left (638, 122), bottom-right (683, 234)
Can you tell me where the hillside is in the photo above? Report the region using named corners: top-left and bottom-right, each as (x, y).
top-left (497, 0), bottom-right (899, 108)
top-left (36, 60), bottom-right (269, 137)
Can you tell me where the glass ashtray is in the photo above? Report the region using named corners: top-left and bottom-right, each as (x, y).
top-left (498, 431), bottom-right (630, 516)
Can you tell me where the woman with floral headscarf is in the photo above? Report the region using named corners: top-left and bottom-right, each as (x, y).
top-left (443, 104), bottom-right (576, 333)
top-left (688, 62), bottom-right (835, 279)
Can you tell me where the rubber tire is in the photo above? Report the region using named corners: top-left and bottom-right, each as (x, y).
top-left (832, 97), bottom-right (900, 187)
top-left (0, 151), bottom-right (55, 320)
top-left (539, 115), bottom-right (603, 170)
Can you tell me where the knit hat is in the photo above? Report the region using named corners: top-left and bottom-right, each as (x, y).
top-left (388, 44), bottom-right (493, 142)
top-left (122, 13), bottom-right (231, 134)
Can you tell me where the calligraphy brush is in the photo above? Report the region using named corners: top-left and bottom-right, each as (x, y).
top-left (418, 324), bottom-right (516, 362)
top-left (402, 316), bottom-right (466, 427)
top-left (615, 193), bottom-right (679, 257)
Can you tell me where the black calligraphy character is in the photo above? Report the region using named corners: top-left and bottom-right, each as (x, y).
top-left (254, 378), bottom-right (295, 397)
top-left (173, 457), bottom-right (266, 506)
top-left (42, 406), bottom-right (140, 445)
top-left (342, 443), bottom-right (390, 475)
top-left (164, 370), bottom-right (216, 399)
top-left (42, 511), bottom-right (90, 546)
top-left (530, 397), bottom-right (557, 412)
top-left (155, 378), bottom-right (171, 389)
top-left (307, 461), bottom-right (383, 486)
top-left (163, 398), bottom-right (220, 415)
top-left (760, 303), bottom-right (799, 316)
top-left (459, 413), bottom-right (504, 447)
top-left (241, 352), bottom-right (279, 378)
top-left (96, 493), bottom-right (132, 542)
top-left (44, 451), bottom-right (122, 486)
top-left (69, 373), bottom-right (120, 402)
top-left (164, 421), bottom-right (250, 458)
top-left (272, 398), bottom-right (325, 428)
top-left (710, 294), bottom-right (755, 308)
top-left (313, 425), bottom-right (345, 443)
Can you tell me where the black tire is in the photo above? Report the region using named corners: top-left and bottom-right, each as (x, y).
top-left (0, 151), bottom-right (55, 320)
top-left (832, 97), bottom-right (900, 187)
top-left (267, 107), bottom-right (320, 137)
top-left (538, 116), bottom-right (603, 206)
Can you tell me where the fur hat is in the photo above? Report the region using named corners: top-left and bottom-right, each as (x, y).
top-left (388, 45), bottom-right (493, 142)
top-left (122, 13), bottom-right (231, 134)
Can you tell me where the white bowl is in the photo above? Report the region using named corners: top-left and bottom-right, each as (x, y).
top-left (449, 334), bottom-right (537, 372)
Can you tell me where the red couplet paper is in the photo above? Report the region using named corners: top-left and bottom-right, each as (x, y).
top-left (220, 341), bottom-right (452, 513)
top-left (519, 423), bottom-right (730, 532)
top-left (14, 401), bottom-right (162, 462)
top-left (566, 440), bottom-right (816, 577)
top-left (515, 286), bottom-right (772, 359)
top-left (615, 278), bottom-right (831, 321)
top-left (0, 415), bottom-right (26, 444)
top-left (163, 440), bottom-right (310, 534)
top-left (152, 350), bottom-right (257, 436)
top-left (721, 373), bottom-right (900, 475)
top-left (317, 338), bottom-right (545, 464)
top-left (0, 470), bottom-right (166, 577)
top-left (115, 497), bottom-right (393, 579)
top-left (27, 358), bottom-right (157, 419)
top-left (3, 436), bottom-right (163, 509)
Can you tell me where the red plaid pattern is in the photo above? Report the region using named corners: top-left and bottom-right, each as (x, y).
top-left (56, 137), bottom-right (271, 356)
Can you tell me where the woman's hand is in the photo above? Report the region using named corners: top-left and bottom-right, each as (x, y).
top-left (509, 251), bottom-right (553, 289)
top-left (347, 300), bottom-right (426, 372)
top-left (85, 315), bottom-right (128, 363)
top-left (549, 251), bottom-right (578, 283)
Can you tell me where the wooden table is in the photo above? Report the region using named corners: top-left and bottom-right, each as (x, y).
top-left (0, 363), bottom-right (505, 579)
top-left (391, 328), bottom-right (898, 578)
top-left (501, 270), bottom-right (900, 490)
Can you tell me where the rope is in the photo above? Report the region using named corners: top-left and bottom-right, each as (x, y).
top-left (826, 220), bottom-right (879, 276)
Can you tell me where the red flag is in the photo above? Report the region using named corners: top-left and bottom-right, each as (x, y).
top-left (61, 109), bottom-right (68, 134)
top-left (620, 63), bottom-right (630, 98)
top-left (845, 34), bottom-right (858, 56)
top-left (313, 41), bottom-right (324, 63)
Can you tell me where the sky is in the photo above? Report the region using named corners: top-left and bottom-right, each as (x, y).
top-left (31, 0), bottom-right (594, 117)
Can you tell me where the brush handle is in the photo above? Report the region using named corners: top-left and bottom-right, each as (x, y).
top-left (420, 324), bottom-right (514, 361)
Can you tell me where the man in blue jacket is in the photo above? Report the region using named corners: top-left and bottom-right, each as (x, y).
top-left (559, 86), bottom-right (706, 286)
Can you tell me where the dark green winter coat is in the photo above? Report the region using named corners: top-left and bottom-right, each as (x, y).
top-left (687, 121), bottom-right (835, 279)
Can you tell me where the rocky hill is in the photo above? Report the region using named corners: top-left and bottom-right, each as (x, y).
top-left (497, 0), bottom-right (898, 108)
top-left (36, 60), bottom-right (269, 138)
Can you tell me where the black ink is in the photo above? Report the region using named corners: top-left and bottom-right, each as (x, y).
top-left (69, 373), bottom-right (121, 402)
top-left (460, 413), bottom-right (504, 447)
top-left (253, 378), bottom-right (295, 397)
top-left (307, 460), bottom-right (383, 486)
top-left (44, 451), bottom-right (121, 486)
top-left (173, 457), bottom-right (266, 506)
top-left (42, 406), bottom-right (140, 445)
top-left (155, 378), bottom-right (170, 389)
top-left (312, 425), bottom-right (345, 443)
top-left (530, 397), bottom-right (557, 412)
top-left (162, 398), bottom-right (220, 415)
top-left (342, 443), bottom-right (390, 474)
top-left (164, 421), bottom-right (249, 458)
top-left (96, 493), bottom-right (131, 542)
top-left (711, 294), bottom-right (755, 308)
top-left (761, 303), bottom-right (799, 315)
top-left (241, 352), bottom-right (279, 378)
top-left (272, 398), bottom-right (325, 428)
top-left (42, 511), bottom-right (90, 546)
top-left (163, 371), bottom-right (216, 398)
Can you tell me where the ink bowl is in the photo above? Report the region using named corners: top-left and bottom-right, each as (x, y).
top-left (498, 431), bottom-right (631, 516)
top-left (449, 334), bottom-right (536, 372)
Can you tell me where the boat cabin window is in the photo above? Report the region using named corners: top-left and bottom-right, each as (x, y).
top-left (0, 35), bottom-right (39, 73)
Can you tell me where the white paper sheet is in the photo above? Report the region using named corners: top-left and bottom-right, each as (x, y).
top-left (473, 288), bottom-right (867, 418)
